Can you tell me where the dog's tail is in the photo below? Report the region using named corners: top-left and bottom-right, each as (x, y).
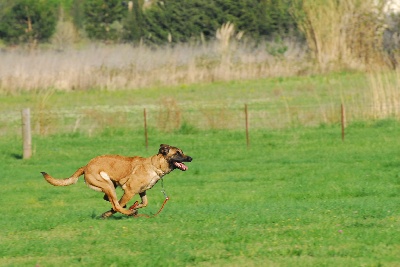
top-left (41, 167), bottom-right (85, 186)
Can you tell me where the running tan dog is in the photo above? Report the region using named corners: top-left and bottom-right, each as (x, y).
top-left (41, 144), bottom-right (192, 218)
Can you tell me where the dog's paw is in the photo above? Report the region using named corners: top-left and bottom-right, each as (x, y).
top-left (128, 209), bottom-right (138, 217)
top-left (101, 210), bottom-right (114, 219)
top-left (129, 201), bottom-right (139, 210)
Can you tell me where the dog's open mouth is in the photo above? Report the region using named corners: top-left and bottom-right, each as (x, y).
top-left (174, 162), bottom-right (188, 171)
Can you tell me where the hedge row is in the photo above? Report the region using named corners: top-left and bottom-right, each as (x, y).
top-left (0, 0), bottom-right (299, 45)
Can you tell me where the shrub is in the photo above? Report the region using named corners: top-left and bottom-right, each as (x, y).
top-left (142, 0), bottom-right (298, 44)
top-left (83, 0), bottom-right (126, 42)
top-left (0, 0), bottom-right (57, 46)
top-left (70, 0), bottom-right (85, 32)
top-left (122, 0), bottom-right (145, 42)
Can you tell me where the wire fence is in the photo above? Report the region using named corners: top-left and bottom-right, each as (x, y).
top-left (1, 101), bottom-right (394, 139)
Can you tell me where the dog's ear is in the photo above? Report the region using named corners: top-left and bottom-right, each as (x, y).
top-left (159, 144), bottom-right (170, 155)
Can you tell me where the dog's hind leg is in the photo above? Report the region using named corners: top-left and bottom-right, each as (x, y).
top-left (101, 209), bottom-right (116, 218)
top-left (101, 192), bottom-right (136, 218)
top-left (103, 190), bottom-right (146, 218)
top-left (119, 191), bottom-right (135, 207)
top-left (86, 172), bottom-right (135, 217)
top-left (102, 180), bottom-right (119, 202)
top-left (99, 187), bottom-right (134, 216)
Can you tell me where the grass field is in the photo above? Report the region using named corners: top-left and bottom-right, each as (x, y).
top-left (0, 71), bottom-right (381, 136)
top-left (1, 73), bottom-right (400, 266)
top-left (1, 121), bottom-right (400, 266)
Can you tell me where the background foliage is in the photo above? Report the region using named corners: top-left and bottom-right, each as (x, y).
top-left (0, 0), bottom-right (298, 44)
top-left (83, 0), bottom-right (126, 42)
top-left (1, 0), bottom-right (398, 70)
top-left (142, 0), bottom-right (297, 44)
top-left (0, 0), bottom-right (57, 45)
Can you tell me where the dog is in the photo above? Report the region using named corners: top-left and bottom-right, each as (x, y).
top-left (41, 144), bottom-right (192, 218)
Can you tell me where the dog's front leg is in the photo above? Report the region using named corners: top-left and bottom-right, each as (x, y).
top-left (134, 191), bottom-right (148, 209)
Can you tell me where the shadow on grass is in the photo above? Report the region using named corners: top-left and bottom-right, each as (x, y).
top-left (11, 153), bottom-right (23, 159)
top-left (91, 210), bottom-right (138, 221)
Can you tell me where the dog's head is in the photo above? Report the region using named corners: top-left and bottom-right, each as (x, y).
top-left (158, 144), bottom-right (192, 171)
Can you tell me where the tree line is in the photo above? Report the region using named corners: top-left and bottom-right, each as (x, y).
top-left (1, 0), bottom-right (399, 70)
top-left (0, 0), bottom-right (299, 46)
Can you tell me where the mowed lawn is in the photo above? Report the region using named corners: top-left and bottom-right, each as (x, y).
top-left (1, 120), bottom-right (400, 266)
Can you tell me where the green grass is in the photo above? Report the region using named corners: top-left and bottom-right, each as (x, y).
top-left (1, 72), bottom-right (399, 265)
top-left (0, 72), bottom-right (367, 111)
top-left (0, 72), bottom-right (374, 136)
top-left (1, 119), bottom-right (400, 266)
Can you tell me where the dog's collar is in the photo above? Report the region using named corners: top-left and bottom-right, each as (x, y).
top-left (150, 155), bottom-right (171, 177)
top-left (152, 164), bottom-right (167, 177)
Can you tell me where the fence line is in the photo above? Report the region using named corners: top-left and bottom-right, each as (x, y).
top-left (1, 102), bottom-right (399, 140)
top-left (3, 101), bottom-right (400, 158)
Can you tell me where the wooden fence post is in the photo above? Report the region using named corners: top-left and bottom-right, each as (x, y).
top-left (245, 104), bottom-right (250, 148)
top-left (22, 108), bottom-right (32, 159)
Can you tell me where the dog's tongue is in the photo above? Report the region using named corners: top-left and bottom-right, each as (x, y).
top-left (174, 162), bottom-right (188, 171)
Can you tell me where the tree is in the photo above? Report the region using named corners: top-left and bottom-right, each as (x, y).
top-left (123, 0), bottom-right (145, 42)
top-left (143, 0), bottom-right (224, 44)
top-left (71, 0), bottom-right (85, 31)
top-left (0, 1), bottom-right (14, 20)
top-left (260, 0), bottom-right (298, 37)
top-left (0, 0), bottom-right (58, 45)
top-left (214, 0), bottom-right (265, 39)
top-left (141, 0), bottom-right (299, 45)
top-left (84, 0), bottom-right (126, 42)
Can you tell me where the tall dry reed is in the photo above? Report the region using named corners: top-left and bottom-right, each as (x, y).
top-left (292, 0), bottom-right (387, 71)
top-left (366, 70), bottom-right (400, 118)
top-left (0, 25), bottom-right (306, 93)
